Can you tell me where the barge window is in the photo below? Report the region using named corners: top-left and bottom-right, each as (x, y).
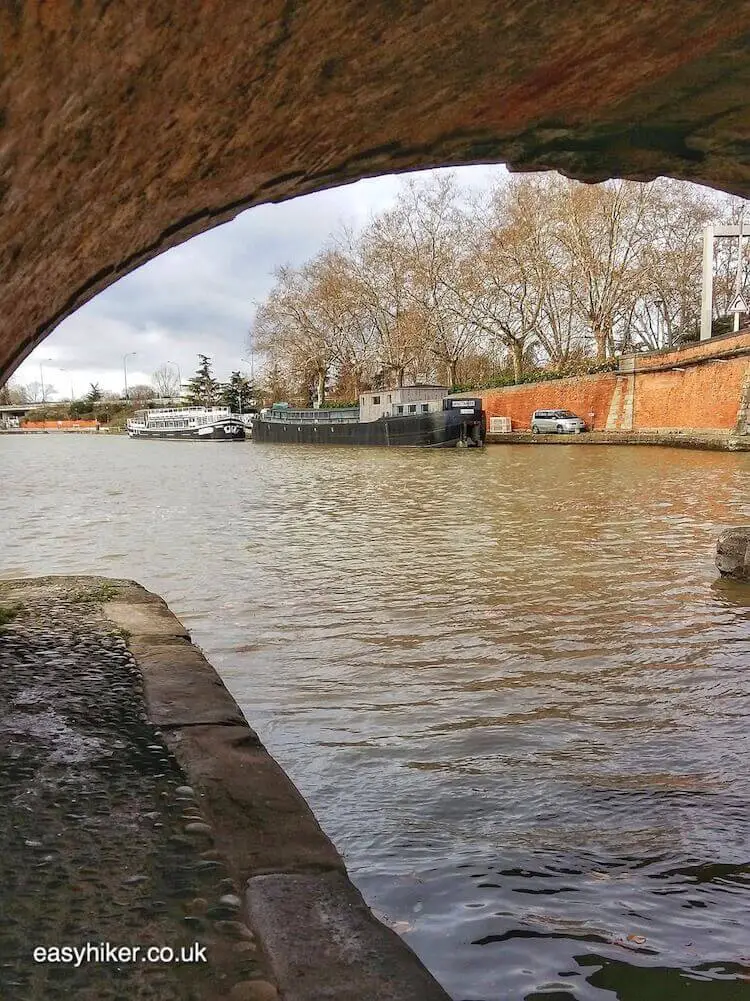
top-left (408, 404), bottom-right (417, 413)
top-left (397, 406), bottom-right (404, 414)
top-left (421, 404), bottom-right (429, 413)
top-left (372, 396), bottom-right (380, 405)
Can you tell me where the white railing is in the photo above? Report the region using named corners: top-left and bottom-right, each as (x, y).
top-left (128, 406), bottom-right (235, 430)
top-left (144, 406), bottom-right (231, 417)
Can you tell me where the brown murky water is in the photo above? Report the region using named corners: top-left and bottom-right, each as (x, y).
top-left (2, 434), bottom-right (750, 1000)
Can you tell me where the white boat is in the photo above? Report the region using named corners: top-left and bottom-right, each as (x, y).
top-left (126, 406), bottom-right (246, 441)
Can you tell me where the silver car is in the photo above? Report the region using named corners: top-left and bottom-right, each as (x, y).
top-left (531, 409), bottom-right (587, 434)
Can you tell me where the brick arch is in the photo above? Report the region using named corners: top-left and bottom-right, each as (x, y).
top-left (2, 0), bottom-right (750, 380)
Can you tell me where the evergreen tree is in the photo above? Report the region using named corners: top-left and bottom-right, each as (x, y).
top-left (220, 371), bottom-right (255, 413)
top-left (85, 382), bottom-right (102, 404)
top-left (185, 354), bottom-right (221, 406)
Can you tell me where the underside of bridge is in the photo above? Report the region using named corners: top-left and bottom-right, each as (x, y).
top-left (1, 1), bottom-right (750, 380)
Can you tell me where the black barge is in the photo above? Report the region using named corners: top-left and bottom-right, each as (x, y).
top-left (252, 386), bottom-right (485, 448)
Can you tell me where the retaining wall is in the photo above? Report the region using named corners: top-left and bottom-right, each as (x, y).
top-left (481, 373), bottom-right (617, 431)
top-left (480, 331), bottom-right (750, 434)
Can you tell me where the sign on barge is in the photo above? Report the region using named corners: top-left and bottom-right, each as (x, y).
top-left (252, 386), bottom-right (485, 448)
top-left (126, 406), bottom-right (246, 441)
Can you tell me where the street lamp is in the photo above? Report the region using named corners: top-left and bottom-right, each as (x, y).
top-left (653, 300), bottom-right (663, 347)
top-left (123, 352), bottom-right (137, 401)
top-left (166, 360), bottom-right (181, 401)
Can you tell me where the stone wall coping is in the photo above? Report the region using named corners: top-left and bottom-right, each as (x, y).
top-left (619, 330), bottom-right (750, 372)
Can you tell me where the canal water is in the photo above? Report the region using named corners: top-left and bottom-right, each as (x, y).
top-left (2, 434), bottom-right (750, 1001)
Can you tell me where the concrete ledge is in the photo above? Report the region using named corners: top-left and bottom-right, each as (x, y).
top-left (247, 871), bottom-right (449, 1001)
top-left (1, 575), bottom-right (450, 1000)
top-left (122, 637), bottom-right (250, 728)
top-left (486, 430), bottom-right (750, 451)
top-left (113, 581), bottom-right (451, 996)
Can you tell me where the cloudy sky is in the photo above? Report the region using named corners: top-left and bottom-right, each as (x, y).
top-left (15, 165), bottom-right (506, 399)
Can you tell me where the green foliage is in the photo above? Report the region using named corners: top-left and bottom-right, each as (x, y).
top-left (185, 354), bottom-right (222, 407)
top-left (0, 601), bottom-right (24, 632)
top-left (68, 399), bottom-right (94, 418)
top-left (220, 371), bottom-right (255, 412)
top-left (85, 382), bottom-right (102, 404)
top-left (70, 583), bottom-right (120, 604)
top-left (711, 315), bottom-right (733, 338)
top-left (453, 358), bottom-right (619, 393)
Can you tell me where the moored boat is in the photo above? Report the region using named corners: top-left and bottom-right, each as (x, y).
top-left (252, 386), bottom-right (485, 448)
top-left (126, 406), bottom-right (246, 441)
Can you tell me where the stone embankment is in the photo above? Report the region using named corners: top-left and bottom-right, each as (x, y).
top-left (480, 330), bottom-right (750, 441)
top-left (486, 430), bottom-right (750, 451)
top-left (0, 576), bottom-right (449, 1001)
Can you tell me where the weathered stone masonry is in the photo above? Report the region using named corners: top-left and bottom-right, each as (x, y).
top-left (2, 1), bottom-right (750, 379)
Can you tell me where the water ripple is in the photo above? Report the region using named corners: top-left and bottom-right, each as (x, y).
top-left (2, 436), bottom-right (750, 1000)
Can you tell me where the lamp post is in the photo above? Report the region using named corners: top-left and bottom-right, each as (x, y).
top-left (734, 208), bottom-right (746, 333)
top-left (653, 299), bottom-right (664, 348)
top-left (167, 360), bottom-right (181, 402)
top-left (39, 357), bottom-right (54, 403)
top-left (123, 352), bottom-right (136, 401)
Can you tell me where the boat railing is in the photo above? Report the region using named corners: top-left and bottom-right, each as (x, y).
top-left (261, 408), bottom-right (360, 424)
top-left (144, 406), bottom-right (231, 416)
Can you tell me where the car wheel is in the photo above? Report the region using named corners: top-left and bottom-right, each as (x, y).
top-left (531, 425), bottom-right (540, 434)
top-left (556, 424), bottom-right (564, 433)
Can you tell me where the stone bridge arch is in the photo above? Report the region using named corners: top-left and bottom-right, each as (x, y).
top-left (2, 0), bottom-right (750, 380)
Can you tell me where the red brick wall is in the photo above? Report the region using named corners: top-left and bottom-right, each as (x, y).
top-left (481, 373), bottom-right (617, 431)
top-left (632, 357), bottom-right (749, 429)
top-left (479, 334), bottom-right (750, 433)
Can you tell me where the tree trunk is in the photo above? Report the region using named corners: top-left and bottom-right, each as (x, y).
top-left (395, 366), bottom-right (405, 387)
top-left (593, 323), bottom-right (608, 364)
top-left (316, 369), bottom-right (326, 408)
top-left (448, 359), bottom-right (458, 389)
top-left (511, 340), bottom-right (524, 383)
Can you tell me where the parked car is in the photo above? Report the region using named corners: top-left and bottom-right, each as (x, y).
top-left (531, 409), bottom-right (587, 434)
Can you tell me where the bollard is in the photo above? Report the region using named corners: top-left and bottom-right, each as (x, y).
top-left (715, 527), bottom-right (750, 580)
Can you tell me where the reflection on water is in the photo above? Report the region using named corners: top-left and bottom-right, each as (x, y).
top-left (2, 435), bottom-right (750, 1000)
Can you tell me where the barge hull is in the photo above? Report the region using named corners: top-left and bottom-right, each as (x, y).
top-left (129, 422), bottom-right (245, 441)
top-left (253, 410), bottom-right (485, 447)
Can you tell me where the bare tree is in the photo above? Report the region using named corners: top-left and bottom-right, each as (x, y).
top-left (247, 170), bottom-right (742, 394)
top-left (24, 380), bottom-right (55, 403)
top-left (624, 178), bottom-right (716, 349)
top-left (252, 259), bottom-right (341, 407)
top-left (389, 175), bottom-right (480, 387)
top-left (152, 364), bottom-right (181, 399)
top-left (455, 179), bottom-right (549, 382)
top-left (553, 178), bottom-right (655, 363)
top-left (341, 211), bottom-right (428, 388)
top-left (1, 380), bottom-right (29, 404)
top-left (129, 384), bottom-right (156, 403)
